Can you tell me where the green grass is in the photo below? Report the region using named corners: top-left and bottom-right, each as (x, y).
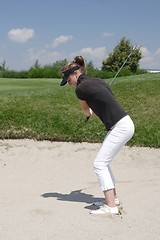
top-left (0, 73), bottom-right (159, 148)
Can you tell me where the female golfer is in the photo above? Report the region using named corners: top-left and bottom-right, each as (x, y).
top-left (60, 56), bottom-right (135, 215)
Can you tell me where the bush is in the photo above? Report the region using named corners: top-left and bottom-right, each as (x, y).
top-left (1, 70), bottom-right (28, 78)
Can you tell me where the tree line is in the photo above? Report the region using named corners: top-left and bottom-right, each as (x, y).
top-left (0, 37), bottom-right (147, 79)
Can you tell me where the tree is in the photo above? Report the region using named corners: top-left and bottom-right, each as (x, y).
top-left (33, 59), bottom-right (41, 69)
top-left (87, 61), bottom-right (95, 70)
top-left (52, 59), bottom-right (68, 78)
top-left (53, 59), bottom-right (68, 70)
top-left (102, 37), bottom-right (142, 73)
top-left (0, 60), bottom-right (7, 71)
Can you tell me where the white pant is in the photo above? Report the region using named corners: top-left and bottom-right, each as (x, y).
top-left (94, 115), bottom-right (135, 191)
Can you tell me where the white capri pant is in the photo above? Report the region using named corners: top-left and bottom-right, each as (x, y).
top-left (94, 115), bottom-right (135, 191)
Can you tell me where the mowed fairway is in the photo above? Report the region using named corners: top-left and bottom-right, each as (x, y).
top-left (0, 73), bottom-right (159, 148)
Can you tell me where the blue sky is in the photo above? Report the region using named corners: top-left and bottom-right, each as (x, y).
top-left (0, 0), bottom-right (160, 70)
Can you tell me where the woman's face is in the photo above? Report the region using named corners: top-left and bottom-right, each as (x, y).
top-left (67, 72), bottom-right (78, 86)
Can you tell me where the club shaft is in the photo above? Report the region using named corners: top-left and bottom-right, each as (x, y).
top-left (109, 49), bottom-right (134, 86)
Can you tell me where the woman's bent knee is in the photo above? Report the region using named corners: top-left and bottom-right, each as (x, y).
top-left (93, 159), bottom-right (107, 173)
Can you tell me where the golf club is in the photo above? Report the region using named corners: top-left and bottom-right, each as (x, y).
top-left (85, 48), bottom-right (135, 122)
top-left (109, 48), bottom-right (135, 86)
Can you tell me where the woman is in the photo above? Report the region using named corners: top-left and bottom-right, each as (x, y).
top-left (60, 56), bottom-right (135, 215)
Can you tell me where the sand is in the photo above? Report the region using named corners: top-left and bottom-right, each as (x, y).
top-left (0, 139), bottom-right (160, 240)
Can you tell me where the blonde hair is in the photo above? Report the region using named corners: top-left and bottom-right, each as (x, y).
top-left (61, 56), bottom-right (87, 74)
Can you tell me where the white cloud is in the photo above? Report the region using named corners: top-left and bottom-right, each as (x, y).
top-left (81, 47), bottom-right (106, 58)
top-left (154, 48), bottom-right (160, 58)
top-left (27, 48), bottom-right (64, 66)
top-left (71, 47), bottom-right (107, 68)
top-left (102, 32), bottom-right (115, 37)
top-left (140, 47), bottom-right (150, 57)
top-left (51, 35), bottom-right (73, 48)
top-left (140, 47), bottom-right (152, 64)
top-left (8, 28), bottom-right (35, 43)
top-left (140, 47), bottom-right (160, 69)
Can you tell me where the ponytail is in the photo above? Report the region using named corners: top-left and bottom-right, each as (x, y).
top-left (61, 55), bottom-right (87, 74)
top-left (74, 56), bottom-right (87, 74)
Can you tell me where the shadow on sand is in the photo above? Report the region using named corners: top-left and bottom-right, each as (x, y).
top-left (41, 189), bottom-right (103, 210)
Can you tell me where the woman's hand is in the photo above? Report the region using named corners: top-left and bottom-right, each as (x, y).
top-left (79, 100), bottom-right (93, 121)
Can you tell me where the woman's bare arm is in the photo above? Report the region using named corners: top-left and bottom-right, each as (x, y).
top-left (79, 100), bottom-right (93, 119)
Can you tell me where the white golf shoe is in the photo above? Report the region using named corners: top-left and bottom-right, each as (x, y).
top-left (90, 204), bottom-right (119, 215)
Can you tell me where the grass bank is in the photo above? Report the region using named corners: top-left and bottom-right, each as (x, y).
top-left (0, 73), bottom-right (159, 148)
